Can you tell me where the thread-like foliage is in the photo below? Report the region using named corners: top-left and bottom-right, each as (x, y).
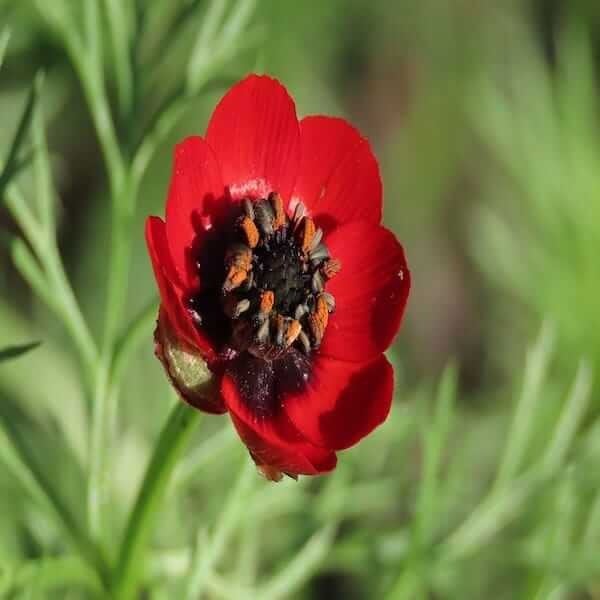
top-left (0, 3), bottom-right (599, 599)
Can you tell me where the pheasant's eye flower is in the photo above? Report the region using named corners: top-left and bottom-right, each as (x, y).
top-left (146, 75), bottom-right (410, 480)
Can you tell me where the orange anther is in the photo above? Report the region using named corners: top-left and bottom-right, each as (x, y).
top-left (223, 244), bottom-right (252, 292)
top-left (260, 290), bottom-right (275, 314)
top-left (240, 216), bottom-right (260, 248)
top-left (297, 217), bottom-right (316, 253)
top-left (285, 319), bottom-right (302, 347)
top-left (308, 295), bottom-right (329, 346)
top-left (315, 295), bottom-right (329, 328)
top-left (270, 193), bottom-right (287, 229)
top-left (322, 258), bottom-right (341, 279)
top-left (223, 266), bottom-right (247, 292)
top-left (226, 244), bottom-right (252, 270)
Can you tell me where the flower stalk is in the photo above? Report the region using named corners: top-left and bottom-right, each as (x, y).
top-left (112, 402), bottom-right (202, 599)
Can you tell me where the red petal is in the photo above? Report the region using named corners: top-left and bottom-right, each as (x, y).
top-left (292, 116), bottom-right (382, 230)
top-left (165, 136), bottom-right (225, 286)
top-left (321, 221), bottom-right (410, 362)
top-left (221, 373), bottom-right (337, 476)
top-left (206, 74), bottom-right (301, 202)
top-left (145, 216), bottom-right (216, 359)
top-left (285, 354), bottom-right (393, 450)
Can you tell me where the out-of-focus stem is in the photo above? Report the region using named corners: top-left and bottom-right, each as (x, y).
top-left (89, 173), bottom-right (139, 540)
top-left (112, 402), bottom-right (202, 600)
top-left (87, 359), bottom-right (110, 539)
top-left (185, 460), bottom-right (255, 600)
top-left (101, 175), bottom-right (138, 354)
top-left (6, 189), bottom-right (98, 387)
top-left (0, 421), bottom-right (110, 589)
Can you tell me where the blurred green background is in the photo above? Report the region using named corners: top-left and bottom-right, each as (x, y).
top-left (2, 0), bottom-right (600, 598)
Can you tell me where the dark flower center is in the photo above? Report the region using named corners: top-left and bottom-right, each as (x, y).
top-left (186, 193), bottom-right (341, 417)
top-left (221, 193), bottom-right (339, 360)
top-left (253, 235), bottom-right (306, 314)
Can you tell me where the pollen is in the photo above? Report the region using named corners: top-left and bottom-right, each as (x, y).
top-left (260, 290), bottom-right (275, 314)
top-left (284, 319), bottom-right (302, 347)
top-left (240, 216), bottom-right (260, 248)
top-left (296, 216), bottom-right (316, 254)
top-left (219, 196), bottom-right (339, 360)
top-left (308, 295), bottom-right (329, 348)
top-left (224, 266), bottom-right (248, 291)
top-left (223, 243), bottom-right (252, 292)
top-left (322, 258), bottom-right (342, 280)
top-left (270, 192), bottom-right (287, 229)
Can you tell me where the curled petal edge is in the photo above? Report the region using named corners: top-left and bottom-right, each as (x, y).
top-left (154, 309), bottom-right (226, 414)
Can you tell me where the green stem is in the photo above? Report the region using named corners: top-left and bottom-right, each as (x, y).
top-left (43, 236), bottom-right (98, 383)
top-left (39, 5), bottom-right (125, 199)
top-left (3, 555), bottom-right (103, 597)
top-left (131, 77), bottom-right (237, 185)
top-left (0, 72), bottom-right (43, 197)
top-left (386, 569), bottom-right (425, 600)
top-left (110, 297), bottom-right (158, 387)
top-left (112, 402), bottom-right (201, 600)
top-left (258, 525), bottom-right (337, 600)
top-left (103, 0), bottom-right (134, 118)
top-left (6, 188), bottom-right (98, 386)
top-left (73, 57), bottom-right (125, 201)
top-left (185, 460), bottom-right (255, 600)
top-left (87, 360), bottom-right (110, 538)
top-left (102, 176), bottom-right (137, 354)
top-left (0, 421), bottom-right (109, 588)
top-left (131, 96), bottom-right (188, 182)
top-left (0, 28), bottom-right (9, 67)
top-left (89, 175), bottom-right (139, 540)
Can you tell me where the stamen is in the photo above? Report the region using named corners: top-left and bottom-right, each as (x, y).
top-left (321, 291), bottom-right (336, 313)
top-left (225, 243), bottom-right (252, 267)
top-left (240, 216), bottom-right (259, 248)
top-left (298, 330), bottom-right (311, 354)
top-left (269, 193), bottom-right (287, 229)
top-left (260, 290), bottom-right (275, 315)
top-left (294, 304), bottom-right (308, 320)
top-left (224, 266), bottom-right (248, 292)
top-left (309, 243), bottom-right (329, 262)
top-left (243, 271), bottom-right (254, 291)
top-left (311, 270), bottom-right (324, 293)
top-left (296, 217), bottom-right (316, 254)
top-left (292, 201), bottom-right (306, 227)
top-left (243, 198), bottom-right (255, 220)
top-left (322, 258), bottom-right (341, 280)
top-left (284, 319), bottom-right (302, 348)
top-left (274, 315), bottom-right (286, 347)
top-left (273, 315), bottom-right (302, 349)
top-left (224, 243), bottom-right (252, 292)
top-left (224, 297), bottom-right (251, 319)
top-left (254, 200), bottom-right (275, 235)
top-left (308, 228), bottom-right (324, 252)
top-left (308, 295), bottom-right (329, 348)
top-left (213, 194), bottom-right (341, 359)
top-left (256, 318), bottom-right (270, 344)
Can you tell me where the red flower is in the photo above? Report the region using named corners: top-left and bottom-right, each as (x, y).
top-left (146, 75), bottom-right (410, 480)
